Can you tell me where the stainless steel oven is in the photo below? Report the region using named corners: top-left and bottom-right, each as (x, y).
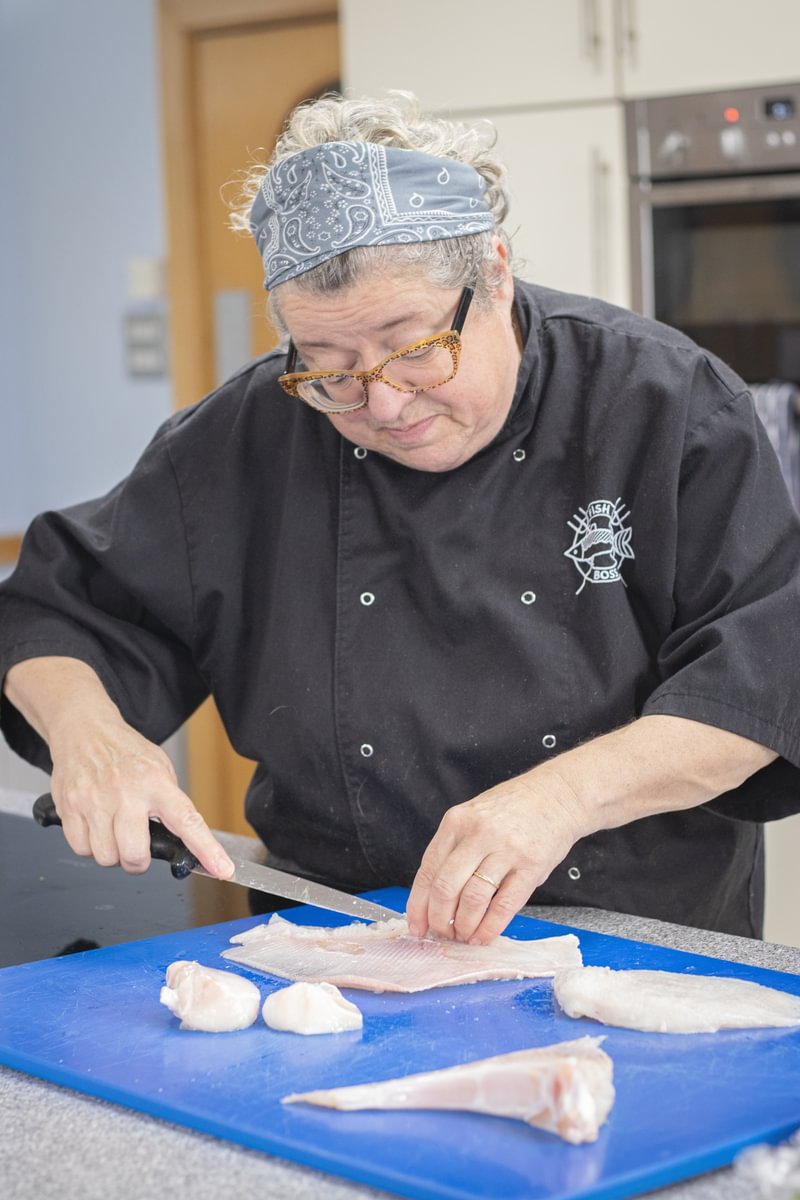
top-left (626, 82), bottom-right (800, 385)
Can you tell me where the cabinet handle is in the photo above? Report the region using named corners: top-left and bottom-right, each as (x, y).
top-left (616, 0), bottom-right (639, 69)
top-left (580, 0), bottom-right (603, 70)
top-left (590, 149), bottom-right (611, 300)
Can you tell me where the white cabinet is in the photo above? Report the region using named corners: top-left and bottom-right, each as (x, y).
top-left (620, 0), bottom-right (800, 97)
top-left (342, 0), bottom-right (617, 108)
top-left (343, 1), bottom-right (800, 111)
top-left (341, 0), bottom-right (798, 306)
top-left (764, 818), bottom-right (800, 948)
top-left (492, 105), bottom-right (630, 306)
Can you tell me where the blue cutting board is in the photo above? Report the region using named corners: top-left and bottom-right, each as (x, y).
top-left (1, 888), bottom-right (799, 1200)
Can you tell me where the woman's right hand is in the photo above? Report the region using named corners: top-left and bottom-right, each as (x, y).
top-left (5, 656), bottom-right (234, 878)
top-left (49, 717), bottom-right (236, 877)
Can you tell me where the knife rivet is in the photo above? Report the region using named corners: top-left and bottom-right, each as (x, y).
top-left (521, 591), bottom-right (536, 604)
top-left (360, 591), bottom-right (375, 606)
top-left (542, 733), bottom-right (556, 749)
top-left (354, 446), bottom-right (368, 459)
top-left (568, 865), bottom-right (581, 881)
top-left (360, 743), bottom-right (374, 757)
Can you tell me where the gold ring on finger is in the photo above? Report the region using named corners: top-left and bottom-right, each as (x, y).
top-left (471, 870), bottom-right (500, 890)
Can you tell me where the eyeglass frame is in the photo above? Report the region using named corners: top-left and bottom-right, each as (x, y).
top-left (277, 285), bottom-right (475, 413)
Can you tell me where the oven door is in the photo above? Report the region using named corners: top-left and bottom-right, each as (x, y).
top-left (630, 174), bottom-right (800, 383)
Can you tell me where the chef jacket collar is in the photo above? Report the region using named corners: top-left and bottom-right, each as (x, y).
top-left (470, 277), bottom-right (542, 458)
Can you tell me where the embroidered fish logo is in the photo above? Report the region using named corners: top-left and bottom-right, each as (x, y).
top-left (565, 498), bottom-right (634, 594)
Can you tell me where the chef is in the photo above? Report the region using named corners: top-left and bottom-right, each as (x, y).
top-left (2, 92), bottom-right (800, 945)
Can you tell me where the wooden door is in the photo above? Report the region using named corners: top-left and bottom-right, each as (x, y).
top-left (159, 2), bottom-right (339, 835)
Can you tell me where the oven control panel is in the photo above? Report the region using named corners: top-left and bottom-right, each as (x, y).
top-left (626, 82), bottom-right (800, 179)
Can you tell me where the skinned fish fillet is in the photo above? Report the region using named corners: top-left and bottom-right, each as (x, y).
top-left (222, 915), bottom-right (582, 993)
top-left (160, 961), bottom-right (261, 1032)
top-left (553, 965), bottom-right (800, 1033)
top-left (284, 1035), bottom-right (614, 1144)
top-left (262, 981), bottom-right (363, 1035)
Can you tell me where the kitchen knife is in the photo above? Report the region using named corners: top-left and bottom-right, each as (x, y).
top-left (32, 793), bottom-right (398, 924)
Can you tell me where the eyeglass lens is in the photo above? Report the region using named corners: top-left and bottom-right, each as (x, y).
top-left (296, 341), bottom-right (458, 411)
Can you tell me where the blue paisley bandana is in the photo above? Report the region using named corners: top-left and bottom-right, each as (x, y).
top-left (250, 141), bottom-right (494, 290)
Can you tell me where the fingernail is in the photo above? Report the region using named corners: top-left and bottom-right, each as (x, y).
top-left (216, 855), bottom-right (235, 878)
top-left (468, 936), bottom-right (482, 946)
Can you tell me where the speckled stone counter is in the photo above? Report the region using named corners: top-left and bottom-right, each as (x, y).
top-left (1, 789), bottom-right (798, 1200)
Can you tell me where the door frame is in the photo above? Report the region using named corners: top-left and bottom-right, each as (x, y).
top-left (157, 1), bottom-right (339, 830)
top-left (0, 536), bottom-right (22, 565)
top-left (157, 0), bottom-right (338, 413)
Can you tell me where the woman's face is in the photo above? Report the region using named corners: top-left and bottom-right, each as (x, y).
top-left (275, 246), bottom-right (520, 473)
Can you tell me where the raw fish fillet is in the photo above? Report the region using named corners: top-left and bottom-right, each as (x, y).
top-left (284, 1035), bottom-right (614, 1144)
top-left (222, 915), bottom-right (582, 993)
top-left (262, 981), bottom-right (363, 1035)
top-left (553, 965), bottom-right (800, 1033)
top-left (160, 961), bottom-right (260, 1032)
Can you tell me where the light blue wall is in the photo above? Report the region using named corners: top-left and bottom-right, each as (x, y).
top-left (0, 0), bottom-right (172, 535)
top-left (0, 1), bottom-right (30, 531)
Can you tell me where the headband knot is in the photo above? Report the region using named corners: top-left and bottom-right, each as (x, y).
top-left (250, 141), bottom-right (494, 290)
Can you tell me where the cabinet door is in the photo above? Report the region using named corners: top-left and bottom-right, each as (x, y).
top-left (491, 104), bottom-right (630, 307)
top-left (342, 0), bottom-right (616, 108)
top-left (620, 0), bottom-right (800, 97)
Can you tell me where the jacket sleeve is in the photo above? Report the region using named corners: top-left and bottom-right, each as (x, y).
top-left (0, 422), bottom-right (209, 770)
top-left (642, 382), bottom-right (800, 820)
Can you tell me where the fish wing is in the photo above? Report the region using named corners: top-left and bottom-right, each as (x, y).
top-left (222, 915), bottom-right (582, 993)
top-left (553, 965), bottom-right (800, 1033)
top-left (262, 981), bottom-right (363, 1035)
top-left (159, 960), bottom-right (261, 1032)
top-left (283, 1035), bottom-right (614, 1145)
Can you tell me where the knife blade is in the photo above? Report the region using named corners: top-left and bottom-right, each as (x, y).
top-left (32, 793), bottom-right (398, 924)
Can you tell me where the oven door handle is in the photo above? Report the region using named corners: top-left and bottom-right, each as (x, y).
top-left (639, 175), bottom-right (800, 207)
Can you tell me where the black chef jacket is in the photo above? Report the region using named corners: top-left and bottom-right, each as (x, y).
top-left (3, 280), bottom-right (800, 938)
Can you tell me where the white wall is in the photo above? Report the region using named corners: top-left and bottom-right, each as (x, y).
top-left (0, 0), bottom-right (172, 534)
top-left (764, 825), bottom-right (800, 947)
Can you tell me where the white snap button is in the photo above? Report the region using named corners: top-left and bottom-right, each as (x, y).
top-left (567, 865), bottom-right (581, 881)
top-left (360, 743), bottom-right (374, 758)
top-left (360, 592), bottom-right (375, 606)
top-left (542, 733), bottom-right (557, 749)
top-left (513, 448), bottom-right (526, 462)
top-left (521, 591), bottom-right (536, 605)
top-left (354, 447), bottom-right (368, 459)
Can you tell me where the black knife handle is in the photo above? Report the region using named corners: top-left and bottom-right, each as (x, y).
top-left (33, 793), bottom-right (200, 879)
top-left (149, 823), bottom-right (200, 880)
top-left (32, 793), bottom-right (62, 827)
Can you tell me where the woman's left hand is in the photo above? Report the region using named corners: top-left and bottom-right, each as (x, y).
top-left (405, 768), bottom-right (588, 944)
top-left (405, 715), bottom-right (779, 944)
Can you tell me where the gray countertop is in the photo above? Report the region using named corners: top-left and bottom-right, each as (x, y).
top-left (1, 786), bottom-right (798, 1200)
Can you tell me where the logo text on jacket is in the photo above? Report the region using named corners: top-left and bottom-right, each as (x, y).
top-left (564, 498), bottom-right (634, 594)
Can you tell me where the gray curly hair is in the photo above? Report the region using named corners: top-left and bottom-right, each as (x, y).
top-left (227, 91), bottom-right (514, 332)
